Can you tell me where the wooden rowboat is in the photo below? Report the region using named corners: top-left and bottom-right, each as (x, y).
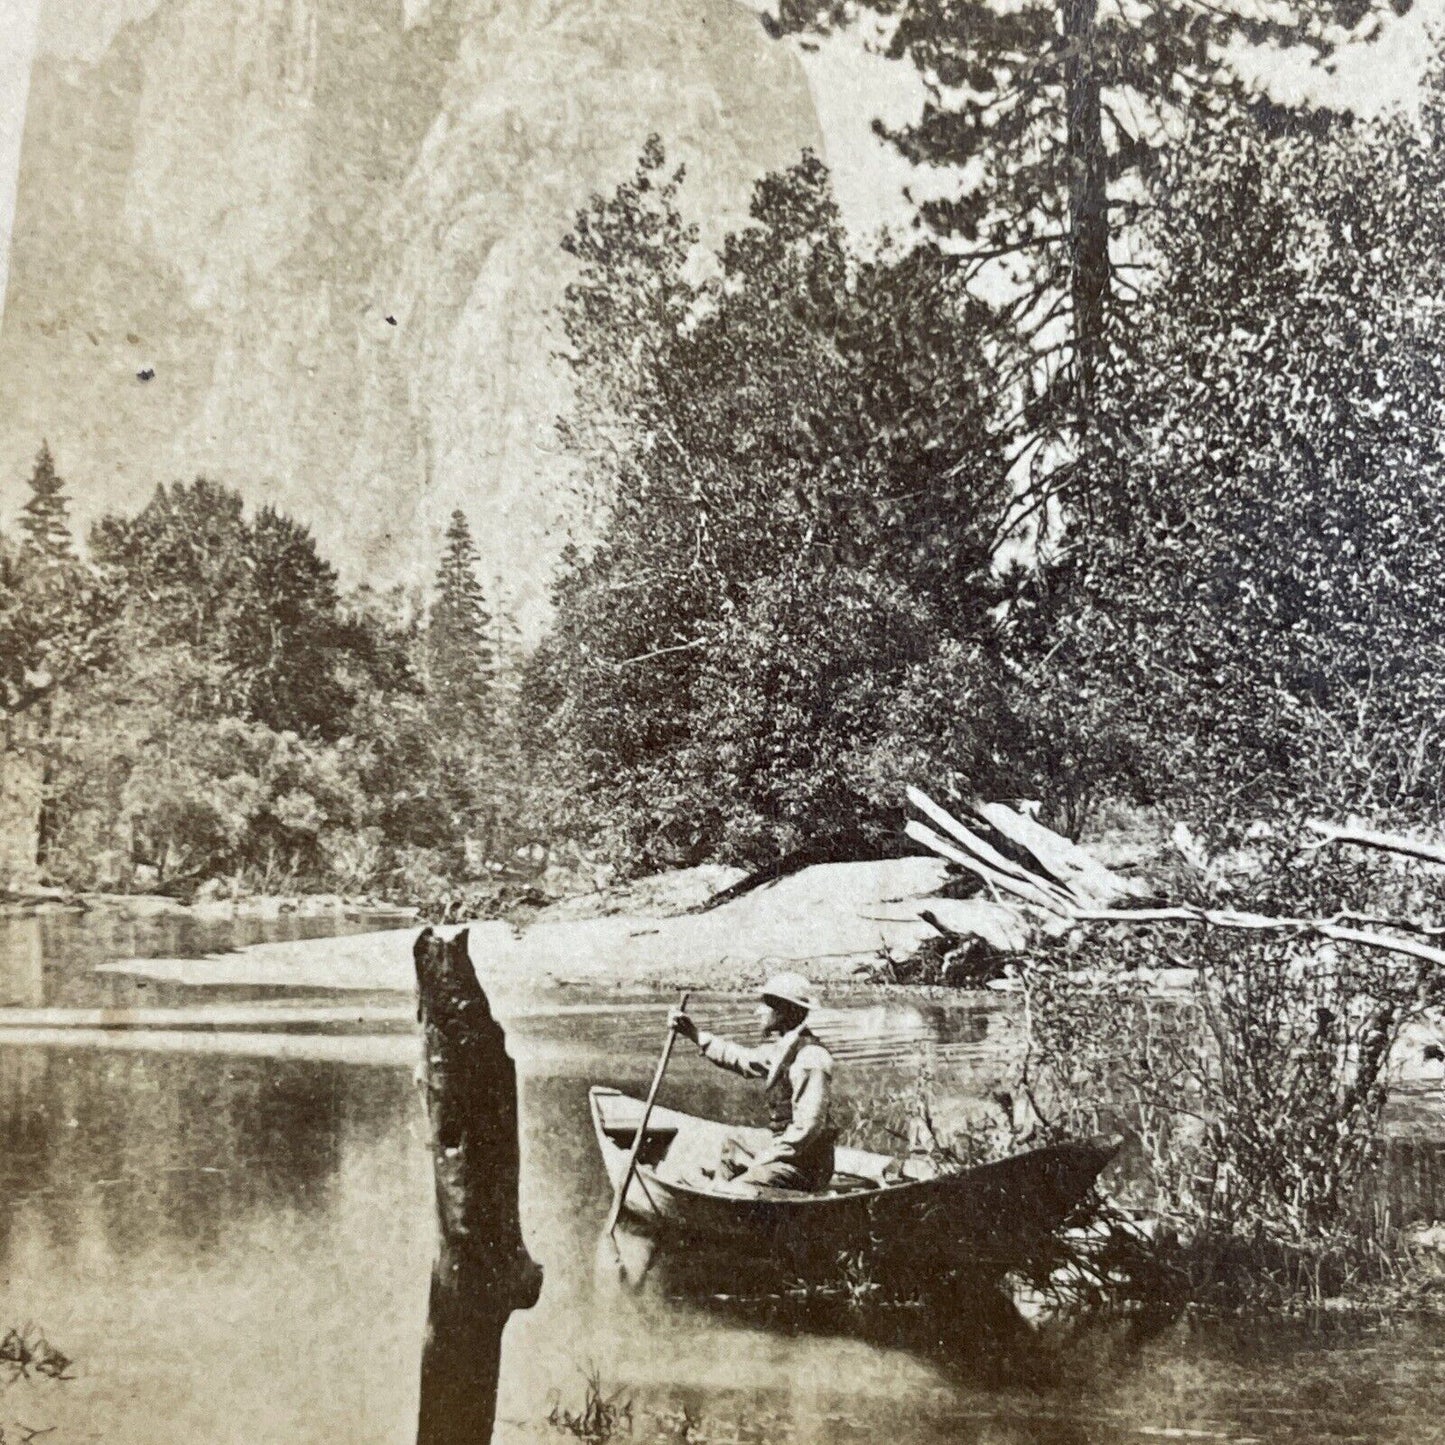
top-left (590, 1086), bottom-right (1119, 1279)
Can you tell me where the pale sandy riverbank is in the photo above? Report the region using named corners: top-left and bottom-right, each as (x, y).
top-left (54, 854), bottom-right (1443, 1091)
top-left (93, 858), bottom-right (963, 996)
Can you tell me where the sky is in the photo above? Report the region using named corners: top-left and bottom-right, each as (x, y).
top-left (2, 0), bottom-right (1444, 327)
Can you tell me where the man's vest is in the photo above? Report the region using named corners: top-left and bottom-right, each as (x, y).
top-left (765, 1027), bottom-right (826, 1135)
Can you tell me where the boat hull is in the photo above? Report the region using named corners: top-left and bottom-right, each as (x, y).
top-left (590, 1086), bottom-right (1117, 1279)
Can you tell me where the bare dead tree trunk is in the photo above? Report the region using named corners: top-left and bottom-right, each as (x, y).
top-left (415, 926), bottom-right (542, 1445)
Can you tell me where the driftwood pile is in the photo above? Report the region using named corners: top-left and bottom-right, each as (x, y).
top-left (906, 788), bottom-right (1445, 973)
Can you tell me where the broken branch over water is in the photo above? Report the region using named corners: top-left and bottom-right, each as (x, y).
top-left (1068, 907), bottom-right (1445, 970)
top-left (1305, 818), bottom-right (1445, 870)
top-left (907, 790), bottom-right (1445, 970)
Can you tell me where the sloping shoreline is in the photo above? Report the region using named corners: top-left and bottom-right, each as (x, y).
top-left (95, 857), bottom-right (959, 996)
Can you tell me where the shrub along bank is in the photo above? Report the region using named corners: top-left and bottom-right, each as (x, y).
top-left (879, 808), bottom-right (1445, 1315)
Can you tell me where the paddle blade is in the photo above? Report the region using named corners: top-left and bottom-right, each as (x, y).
top-left (595, 1224), bottom-right (657, 1292)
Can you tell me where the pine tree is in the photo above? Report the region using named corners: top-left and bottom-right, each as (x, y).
top-left (768, 0), bottom-right (1401, 450)
top-left (3, 443), bottom-right (96, 727)
top-left (19, 443), bottom-right (75, 561)
top-left (488, 586), bottom-right (525, 712)
top-left (427, 510), bottom-right (495, 735)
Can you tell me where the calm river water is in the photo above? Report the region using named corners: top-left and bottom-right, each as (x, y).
top-left (1, 911), bottom-right (1444, 1445)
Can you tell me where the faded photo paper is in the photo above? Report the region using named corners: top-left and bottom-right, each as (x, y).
top-left (6, 0), bottom-right (1445, 1440)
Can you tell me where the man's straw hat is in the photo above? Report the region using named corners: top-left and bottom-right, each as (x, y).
top-left (758, 971), bottom-right (818, 1014)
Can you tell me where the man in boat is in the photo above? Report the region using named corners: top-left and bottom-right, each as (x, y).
top-left (668, 972), bottom-right (836, 1194)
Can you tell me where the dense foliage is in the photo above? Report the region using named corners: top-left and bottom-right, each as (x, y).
top-left (1017, 833), bottom-right (1445, 1301)
top-left (1041, 92), bottom-right (1445, 826)
top-left (89, 479), bottom-right (402, 740)
top-left (532, 60), bottom-right (1445, 866)
top-left (1, 460), bottom-right (528, 900)
top-left (528, 146), bottom-right (1025, 871)
top-left (8, 25), bottom-right (1445, 1313)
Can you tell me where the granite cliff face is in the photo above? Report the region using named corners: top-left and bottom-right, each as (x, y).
top-left (0, 0), bottom-right (820, 616)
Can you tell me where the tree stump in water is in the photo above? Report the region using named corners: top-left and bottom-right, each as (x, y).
top-left (415, 926), bottom-right (542, 1445)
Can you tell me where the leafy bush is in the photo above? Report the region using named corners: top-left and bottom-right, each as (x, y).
top-left (1038, 86), bottom-right (1445, 823)
top-left (1020, 839), bottom-right (1444, 1247)
top-left (528, 145), bottom-right (1025, 873)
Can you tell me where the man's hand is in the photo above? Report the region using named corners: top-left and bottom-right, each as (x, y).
top-left (668, 1006), bottom-right (699, 1043)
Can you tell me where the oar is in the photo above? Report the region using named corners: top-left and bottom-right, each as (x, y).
top-left (605, 991), bottom-right (689, 1239)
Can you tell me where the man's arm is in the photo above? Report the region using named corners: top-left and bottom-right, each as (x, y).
top-left (669, 1007), bottom-right (767, 1079)
top-left (696, 1030), bottom-right (769, 1079)
top-left (777, 1061), bottom-right (829, 1149)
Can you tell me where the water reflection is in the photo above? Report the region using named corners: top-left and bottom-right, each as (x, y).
top-left (0, 1049), bottom-right (405, 1265)
top-left (638, 1247), bottom-right (1055, 1388)
top-left (0, 1048), bottom-right (430, 1444)
top-left (0, 919), bottom-right (42, 1008)
top-left (1, 918), bottom-right (1444, 1443)
top-left (0, 908), bottom-right (410, 1011)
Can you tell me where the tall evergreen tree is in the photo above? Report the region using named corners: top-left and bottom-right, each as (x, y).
top-left (2, 445), bottom-right (104, 728)
top-left (19, 443), bottom-right (75, 561)
top-left (768, 0), bottom-right (1405, 454)
top-left (427, 510), bottom-right (495, 735)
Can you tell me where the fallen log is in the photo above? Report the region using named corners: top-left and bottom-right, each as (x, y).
top-left (970, 798), bottom-right (1152, 907)
top-left (904, 819), bottom-right (1074, 918)
top-left (907, 790), bottom-right (1445, 974)
top-left (906, 788), bottom-right (1078, 912)
top-left (415, 927), bottom-right (542, 1445)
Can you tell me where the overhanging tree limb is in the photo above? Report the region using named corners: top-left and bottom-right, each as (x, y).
top-left (1303, 819), bottom-right (1445, 870)
top-left (1070, 905), bottom-right (1445, 971)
